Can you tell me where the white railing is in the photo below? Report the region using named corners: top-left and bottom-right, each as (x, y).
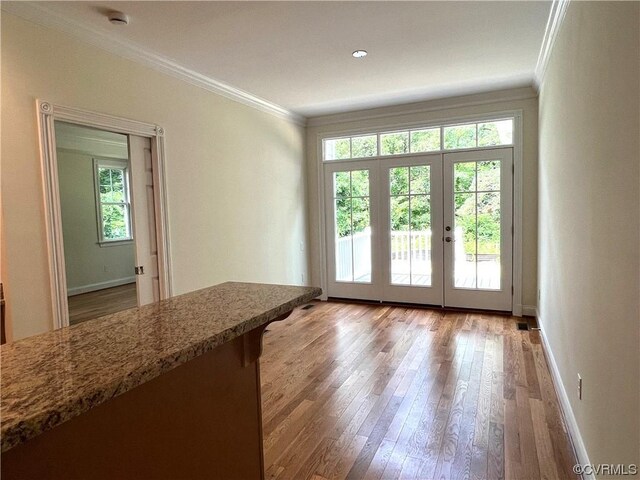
top-left (390, 230), bottom-right (431, 261)
top-left (336, 228), bottom-right (434, 282)
top-left (335, 226), bottom-right (500, 288)
top-left (336, 227), bottom-right (371, 281)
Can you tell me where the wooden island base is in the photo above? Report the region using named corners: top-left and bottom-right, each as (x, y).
top-left (2, 317), bottom-right (286, 480)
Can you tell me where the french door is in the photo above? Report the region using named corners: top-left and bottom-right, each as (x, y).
top-left (379, 155), bottom-right (443, 304)
top-left (325, 160), bottom-right (381, 301)
top-left (325, 147), bottom-right (513, 312)
top-left (443, 149), bottom-right (512, 311)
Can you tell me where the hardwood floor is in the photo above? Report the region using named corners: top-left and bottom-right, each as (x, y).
top-left (260, 301), bottom-right (578, 480)
top-left (67, 283), bottom-right (137, 325)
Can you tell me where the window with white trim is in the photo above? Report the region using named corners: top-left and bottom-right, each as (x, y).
top-left (322, 118), bottom-right (513, 161)
top-left (93, 158), bottom-right (133, 244)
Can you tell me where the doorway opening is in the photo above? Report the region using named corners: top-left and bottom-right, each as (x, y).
top-left (55, 122), bottom-right (160, 324)
top-left (37, 100), bottom-right (172, 329)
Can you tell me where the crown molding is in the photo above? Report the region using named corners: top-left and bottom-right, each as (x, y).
top-left (306, 86), bottom-right (537, 128)
top-left (534, 0), bottom-right (571, 91)
top-left (2, 2), bottom-right (306, 126)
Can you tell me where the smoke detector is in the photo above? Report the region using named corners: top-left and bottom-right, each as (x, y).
top-left (108, 11), bottom-right (129, 26)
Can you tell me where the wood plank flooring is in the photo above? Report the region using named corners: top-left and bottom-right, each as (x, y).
top-left (67, 283), bottom-right (137, 325)
top-left (260, 301), bottom-right (578, 480)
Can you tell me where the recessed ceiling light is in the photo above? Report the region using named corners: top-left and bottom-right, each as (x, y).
top-left (352, 50), bottom-right (368, 58)
top-left (108, 11), bottom-right (130, 26)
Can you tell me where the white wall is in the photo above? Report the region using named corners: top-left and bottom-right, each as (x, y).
top-left (1, 13), bottom-right (308, 340)
top-left (57, 150), bottom-right (135, 294)
top-left (306, 88), bottom-right (539, 311)
top-left (538, 1), bottom-right (639, 469)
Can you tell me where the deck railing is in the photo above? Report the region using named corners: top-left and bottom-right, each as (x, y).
top-left (390, 230), bottom-right (431, 261)
top-left (336, 228), bottom-right (433, 281)
top-left (335, 228), bottom-right (372, 281)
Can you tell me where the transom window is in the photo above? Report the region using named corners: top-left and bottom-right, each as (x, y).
top-left (323, 118), bottom-right (513, 161)
top-left (93, 158), bottom-right (133, 243)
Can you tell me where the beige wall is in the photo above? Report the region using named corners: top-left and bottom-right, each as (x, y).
top-left (306, 89), bottom-right (539, 310)
top-left (538, 1), bottom-right (639, 469)
top-left (57, 150), bottom-right (136, 293)
top-left (1, 14), bottom-right (308, 340)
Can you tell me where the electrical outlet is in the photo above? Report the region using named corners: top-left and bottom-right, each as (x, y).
top-left (299, 241), bottom-right (305, 252)
top-left (301, 273), bottom-right (305, 284)
top-left (103, 265), bottom-right (109, 273)
top-left (577, 374), bottom-right (582, 400)
top-left (538, 289), bottom-right (541, 302)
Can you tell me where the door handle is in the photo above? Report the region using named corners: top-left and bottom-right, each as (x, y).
top-left (445, 236), bottom-right (452, 243)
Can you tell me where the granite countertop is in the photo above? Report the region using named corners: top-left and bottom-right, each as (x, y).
top-left (0, 282), bottom-right (321, 452)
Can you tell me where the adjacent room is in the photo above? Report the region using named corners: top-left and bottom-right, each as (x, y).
top-left (56, 122), bottom-right (139, 324)
top-left (1, 1), bottom-right (638, 479)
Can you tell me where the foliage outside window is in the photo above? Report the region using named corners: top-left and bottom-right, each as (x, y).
top-left (94, 159), bottom-right (133, 243)
top-left (454, 161), bottom-right (501, 255)
top-left (323, 118), bottom-right (513, 161)
top-left (333, 170), bottom-right (370, 238)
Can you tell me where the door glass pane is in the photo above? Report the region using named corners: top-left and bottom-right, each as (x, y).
top-left (477, 192), bottom-right (501, 289)
top-left (410, 166), bottom-right (430, 194)
top-left (351, 169), bottom-right (369, 197)
top-left (389, 165), bottom-right (432, 286)
top-left (477, 161), bottom-right (500, 191)
top-left (454, 162), bottom-right (476, 192)
top-left (333, 170), bottom-right (371, 283)
top-left (352, 197), bottom-right (371, 282)
top-left (454, 192), bottom-right (476, 288)
top-left (390, 167), bottom-right (409, 195)
top-left (334, 171), bottom-right (350, 197)
top-left (390, 195), bottom-right (410, 285)
top-left (453, 161), bottom-right (501, 290)
top-left (334, 197), bottom-right (352, 281)
top-left (410, 195), bottom-right (431, 286)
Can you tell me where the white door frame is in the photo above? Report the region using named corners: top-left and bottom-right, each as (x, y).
top-left (36, 100), bottom-right (173, 329)
top-left (316, 109), bottom-right (524, 315)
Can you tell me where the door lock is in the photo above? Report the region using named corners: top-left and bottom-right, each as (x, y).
top-left (445, 237), bottom-right (452, 243)
top-left (445, 226), bottom-right (451, 231)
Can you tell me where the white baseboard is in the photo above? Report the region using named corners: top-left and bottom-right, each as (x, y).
top-left (522, 304), bottom-right (537, 316)
top-left (68, 276), bottom-right (135, 296)
top-left (537, 315), bottom-right (594, 480)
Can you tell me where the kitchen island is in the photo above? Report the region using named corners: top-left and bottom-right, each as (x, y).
top-left (1, 282), bottom-right (321, 479)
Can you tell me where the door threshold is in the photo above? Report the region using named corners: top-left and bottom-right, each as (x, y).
top-left (326, 297), bottom-right (512, 316)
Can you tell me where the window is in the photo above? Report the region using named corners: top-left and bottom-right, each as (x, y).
top-left (322, 118), bottom-right (513, 161)
top-left (410, 128), bottom-right (440, 153)
top-left (93, 158), bottom-right (133, 244)
top-left (443, 123), bottom-right (477, 149)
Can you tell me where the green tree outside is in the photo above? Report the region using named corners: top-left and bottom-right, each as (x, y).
top-left (332, 123), bottom-right (504, 256)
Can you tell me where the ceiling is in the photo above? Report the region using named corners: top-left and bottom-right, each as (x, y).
top-left (13, 1), bottom-right (551, 118)
top-left (55, 121), bottom-right (129, 159)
